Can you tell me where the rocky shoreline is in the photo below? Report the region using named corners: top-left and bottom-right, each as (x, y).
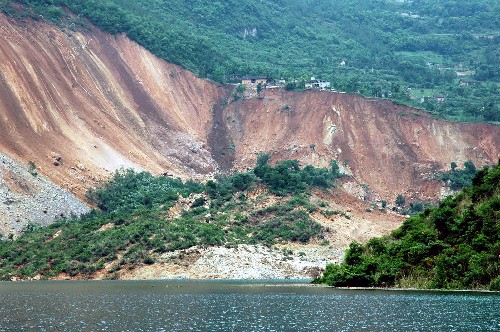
top-left (115, 244), bottom-right (343, 280)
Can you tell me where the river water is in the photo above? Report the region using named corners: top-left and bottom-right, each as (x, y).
top-left (0, 280), bottom-right (498, 331)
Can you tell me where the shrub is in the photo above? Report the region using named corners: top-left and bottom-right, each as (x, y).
top-left (316, 163), bottom-right (500, 290)
top-left (254, 158), bottom-right (340, 195)
top-left (439, 161), bottom-right (479, 190)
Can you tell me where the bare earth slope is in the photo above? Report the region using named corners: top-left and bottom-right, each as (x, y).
top-left (224, 90), bottom-right (499, 202)
top-left (0, 15), bottom-right (499, 233)
top-left (0, 14), bottom-right (229, 200)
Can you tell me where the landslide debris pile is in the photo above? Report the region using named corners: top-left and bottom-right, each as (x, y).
top-left (315, 162), bottom-right (500, 290)
top-left (0, 160), bottom-right (350, 280)
top-left (0, 153), bottom-right (89, 237)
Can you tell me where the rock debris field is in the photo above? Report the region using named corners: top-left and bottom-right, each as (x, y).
top-left (0, 153), bottom-right (89, 237)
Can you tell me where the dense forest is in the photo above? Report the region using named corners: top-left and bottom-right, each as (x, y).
top-left (1, 0), bottom-right (498, 122)
top-left (314, 162), bottom-right (500, 291)
top-left (0, 159), bottom-right (341, 280)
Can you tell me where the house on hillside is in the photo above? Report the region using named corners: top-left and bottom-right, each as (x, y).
top-left (241, 76), bottom-right (272, 88)
top-left (434, 95), bottom-right (445, 103)
top-left (305, 77), bottom-right (331, 90)
top-left (276, 79), bottom-right (287, 87)
top-left (459, 79), bottom-right (478, 86)
top-left (456, 70), bottom-right (476, 77)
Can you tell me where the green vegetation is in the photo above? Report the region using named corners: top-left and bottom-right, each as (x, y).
top-left (1, 0), bottom-right (498, 122)
top-left (27, 161), bottom-right (37, 176)
top-left (232, 84), bottom-right (246, 100)
top-left (0, 160), bottom-right (339, 280)
top-left (314, 163), bottom-right (500, 290)
top-left (395, 194), bottom-right (406, 208)
top-left (254, 155), bottom-right (340, 196)
top-left (439, 160), bottom-right (478, 190)
top-left (394, 194), bottom-right (433, 216)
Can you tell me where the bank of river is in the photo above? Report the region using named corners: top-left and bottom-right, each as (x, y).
top-left (0, 280), bottom-right (498, 331)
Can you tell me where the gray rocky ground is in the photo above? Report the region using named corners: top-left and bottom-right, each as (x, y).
top-left (0, 152), bottom-right (89, 237)
top-left (119, 244), bottom-right (344, 280)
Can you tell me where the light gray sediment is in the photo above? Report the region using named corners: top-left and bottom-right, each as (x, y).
top-left (0, 152), bottom-right (89, 237)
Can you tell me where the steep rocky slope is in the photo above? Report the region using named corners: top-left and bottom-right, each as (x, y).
top-left (223, 90), bottom-right (499, 202)
top-left (0, 152), bottom-right (88, 236)
top-left (0, 14), bottom-right (230, 201)
top-left (0, 14), bottom-right (499, 234)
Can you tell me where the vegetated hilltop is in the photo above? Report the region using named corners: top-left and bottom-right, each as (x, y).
top-left (0, 161), bottom-right (404, 280)
top-left (0, 12), bottom-right (499, 236)
top-left (315, 163), bottom-right (500, 291)
top-left (2, 0), bottom-right (498, 122)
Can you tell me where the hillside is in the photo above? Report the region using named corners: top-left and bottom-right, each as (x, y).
top-left (2, 0), bottom-right (499, 122)
top-left (0, 12), bottom-right (499, 237)
top-left (315, 163), bottom-right (500, 290)
top-left (0, 163), bottom-right (404, 280)
top-left (223, 89), bottom-right (499, 203)
top-left (0, 13), bottom-right (229, 198)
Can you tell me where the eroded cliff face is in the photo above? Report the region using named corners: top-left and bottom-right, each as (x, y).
top-left (0, 14), bottom-right (499, 221)
top-left (0, 14), bottom-right (230, 200)
top-left (223, 89), bottom-right (499, 202)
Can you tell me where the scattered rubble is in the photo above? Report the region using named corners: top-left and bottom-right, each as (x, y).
top-left (120, 244), bottom-right (344, 280)
top-left (0, 153), bottom-right (89, 237)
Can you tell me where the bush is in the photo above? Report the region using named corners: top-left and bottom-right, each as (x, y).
top-left (396, 194), bottom-right (406, 207)
top-left (254, 157), bottom-right (340, 195)
top-left (489, 277), bottom-right (500, 291)
top-left (316, 163), bottom-right (500, 290)
top-left (439, 161), bottom-right (479, 190)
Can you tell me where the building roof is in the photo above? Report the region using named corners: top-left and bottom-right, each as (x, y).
top-left (241, 76), bottom-right (269, 80)
top-left (459, 79), bottom-right (478, 83)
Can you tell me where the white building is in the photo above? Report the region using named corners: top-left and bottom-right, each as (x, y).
top-left (305, 77), bottom-right (331, 90)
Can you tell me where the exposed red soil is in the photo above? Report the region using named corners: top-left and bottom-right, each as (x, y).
top-left (0, 13), bottom-right (499, 207)
top-left (224, 89), bottom-right (499, 201)
top-left (0, 14), bottom-right (231, 199)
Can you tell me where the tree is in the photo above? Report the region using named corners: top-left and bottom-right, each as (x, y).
top-left (464, 160), bottom-right (476, 173)
top-left (483, 101), bottom-right (499, 122)
top-left (330, 160), bottom-right (340, 178)
top-left (233, 84), bottom-right (246, 100)
top-left (256, 82), bottom-right (263, 98)
top-left (285, 82), bottom-right (296, 91)
top-left (396, 194), bottom-right (406, 207)
top-left (213, 65), bottom-right (226, 82)
top-left (236, 84), bottom-right (246, 94)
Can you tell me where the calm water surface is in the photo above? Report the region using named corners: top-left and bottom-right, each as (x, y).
top-left (0, 280), bottom-right (498, 331)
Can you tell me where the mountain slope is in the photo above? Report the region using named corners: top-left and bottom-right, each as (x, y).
top-left (0, 13), bottom-right (230, 199)
top-left (0, 13), bottom-right (499, 202)
top-left (223, 89), bottom-right (499, 202)
top-left (0, 163), bottom-right (405, 280)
